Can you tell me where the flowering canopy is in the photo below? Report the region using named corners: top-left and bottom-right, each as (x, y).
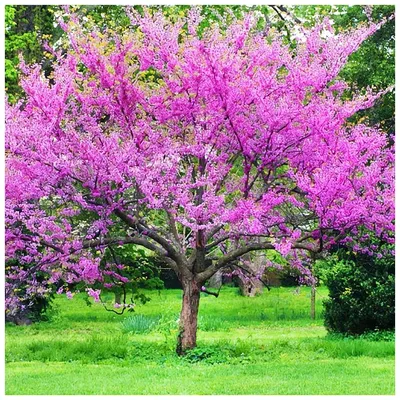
top-left (5, 7), bottom-right (394, 317)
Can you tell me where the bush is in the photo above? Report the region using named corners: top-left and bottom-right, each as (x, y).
top-left (323, 244), bottom-right (394, 335)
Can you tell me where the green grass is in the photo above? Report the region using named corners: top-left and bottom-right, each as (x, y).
top-left (5, 286), bottom-right (395, 395)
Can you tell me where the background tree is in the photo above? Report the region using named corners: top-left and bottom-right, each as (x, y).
top-left (5, 5), bottom-right (63, 103)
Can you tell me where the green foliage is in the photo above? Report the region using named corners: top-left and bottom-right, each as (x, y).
top-left (328, 329), bottom-right (395, 342)
top-left (323, 246), bottom-right (395, 335)
top-left (89, 245), bottom-right (166, 311)
top-left (74, 5), bottom-right (131, 32)
top-left (101, 244), bottom-right (165, 291)
top-left (5, 5), bottom-right (62, 102)
top-left (358, 330), bottom-right (395, 342)
top-left (183, 345), bottom-right (228, 364)
top-left (262, 250), bottom-right (302, 287)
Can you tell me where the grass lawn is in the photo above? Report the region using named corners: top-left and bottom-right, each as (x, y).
top-left (5, 286), bottom-right (395, 395)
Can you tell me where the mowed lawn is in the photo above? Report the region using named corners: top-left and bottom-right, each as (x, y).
top-left (5, 286), bottom-right (395, 395)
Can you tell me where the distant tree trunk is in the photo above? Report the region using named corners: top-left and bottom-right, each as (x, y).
top-left (176, 278), bottom-right (201, 355)
top-left (114, 291), bottom-right (121, 305)
top-left (209, 269), bottom-right (223, 288)
top-left (238, 252), bottom-right (264, 297)
top-left (309, 256), bottom-right (316, 320)
top-left (238, 276), bottom-right (263, 297)
top-left (310, 283), bottom-right (316, 320)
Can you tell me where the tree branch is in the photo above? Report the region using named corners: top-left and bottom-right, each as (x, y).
top-left (230, 262), bottom-right (271, 291)
top-left (206, 224), bottom-right (224, 241)
top-left (205, 234), bottom-right (232, 250)
top-left (165, 209), bottom-right (182, 251)
top-left (114, 208), bottom-right (187, 269)
top-left (198, 241), bottom-right (274, 282)
top-left (198, 238), bottom-right (316, 282)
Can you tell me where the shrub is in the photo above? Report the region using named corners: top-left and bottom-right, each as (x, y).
top-left (323, 244), bottom-right (394, 335)
top-left (182, 346), bottom-right (228, 364)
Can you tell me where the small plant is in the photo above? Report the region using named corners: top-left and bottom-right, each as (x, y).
top-left (121, 314), bottom-right (160, 334)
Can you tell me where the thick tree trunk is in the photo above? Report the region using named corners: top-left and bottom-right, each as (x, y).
top-left (310, 284), bottom-right (316, 320)
top-left (176, 279), bottom-right (201, 355)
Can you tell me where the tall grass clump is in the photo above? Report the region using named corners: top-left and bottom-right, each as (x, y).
top-left (121, 314), bottom-right (160, 334)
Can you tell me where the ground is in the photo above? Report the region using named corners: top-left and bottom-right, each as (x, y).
top-left (5, 286), bottom-right (395, 395)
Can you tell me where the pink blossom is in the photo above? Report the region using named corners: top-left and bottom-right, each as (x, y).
top-left (87, 288), bottom-right (101, 303)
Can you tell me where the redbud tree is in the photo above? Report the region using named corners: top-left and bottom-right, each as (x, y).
top-left (6, 7), bottom-right (394, 353)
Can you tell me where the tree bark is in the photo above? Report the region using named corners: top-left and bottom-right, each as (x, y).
top-left (237, 252), bottom-right (264, 297)
top-left (238, 275), bottom-right (263, 297)
top-left (176, 278), bottom-right (201, 355)
top-left (209, 269), bottom-right (223, 288)
top-left (310, 284), bottom-right (316, 320)
top-left (114, 291), bottom-right (122, 305)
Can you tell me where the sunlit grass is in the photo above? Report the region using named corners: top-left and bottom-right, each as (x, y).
top-left (5, 286), bottom-right (395, 395)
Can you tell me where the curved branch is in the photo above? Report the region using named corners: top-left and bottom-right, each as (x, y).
top-left (206, 234), bottom-right (231, 250)
top-left (230, 262), bottom-right (271, 291)
top-left (82, 235), bottom-right (163, 253)
top-left (198, 241), bottom-right (274, 282)
top-left (198, 238), bottom-right (316, 282)
top-left (114, 208), bottom-right (187, 269)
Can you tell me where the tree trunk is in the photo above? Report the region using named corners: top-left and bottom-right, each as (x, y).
top-left (114, 291), bottom-right (121, 305)
top-left (310, 284), bottom-right (316, 320)
top-left (176, 279), bottom-right (201, 355)
top-left (238, 276), bottom-right (263, 297)
top-left (237, 250), bottom-right (264, 297)
top-left (209, 269), bottom-right (223, 288)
